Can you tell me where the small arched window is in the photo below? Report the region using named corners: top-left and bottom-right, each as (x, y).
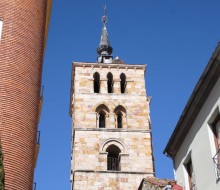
top-left (120, 73), bottom-right (126, 93)
top-left (117, 113), bottom-right (123, 129)
top-left (96, 104), bottom-right (110, 128)
top-left (106, 145), bottom-right (121, 171)
top-left (107, 72), bottom-right (113, 93)
top-left (114, 105), bottom-right (127, 129)
top-left (99, 111), bottom-right (106, 128)
top-left (93, 72), bottom-right (100, 93)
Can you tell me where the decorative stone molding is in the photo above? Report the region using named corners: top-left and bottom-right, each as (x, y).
top-left (99, 138), bottom-right (127, 154)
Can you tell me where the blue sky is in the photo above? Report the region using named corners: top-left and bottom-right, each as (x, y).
top-left (35, 1), bottom-right (220, 189)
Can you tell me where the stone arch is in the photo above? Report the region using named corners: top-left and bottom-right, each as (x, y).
top-left (94, 102), bottom-right (111, 112)
top-left (100, 138), bottom-right (126, 153)
top-left (110, 103), bottom-right (128, 113)
top-left (95, 104), bottom-right (110, 115)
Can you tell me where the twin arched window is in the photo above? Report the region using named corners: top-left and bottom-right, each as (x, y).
top-left (93, 72), bottom-right (126, 94)
top-left (96, 104), bottom-right (126, 129)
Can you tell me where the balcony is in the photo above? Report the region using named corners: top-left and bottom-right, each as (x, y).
top-left (190, 184), bottom-right (196, 190)
top-left (33, 182), bottom-right (36, 190)
top-left (34, 131), bottom-right (41, 168)
top-left (38, 86), bottom-right (44, 123)
top-left (213, 148), bottom-right (220, 183)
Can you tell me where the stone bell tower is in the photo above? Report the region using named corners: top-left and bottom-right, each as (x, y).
top-left (69, 4), bottom-right (154, 190)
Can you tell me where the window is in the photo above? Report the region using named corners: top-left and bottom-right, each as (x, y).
top-left (99, 111), bottom-right (106, 128)
top-left (0, 20), bottom-right (3, 40)
top-left (93, 72), bottom-right (100, 93)
top-left (95, 104), bottom-right (110, 128)
top-left (212, 117), bottom-right (220, 182)
top-left (117, 113), bottom-right (123, 129)
top-left (185, 159), bottom-right (195, 190)
top-left (107, 72), bottom-right (113, 93)
top-left (114, 105), bottom-right (126, 129)
top-left (120, 73), bottom-right (126, 93)
top-left (212, 119), bottom-right (220, 152)
top-left (106, 145), bottom-right (121, 171)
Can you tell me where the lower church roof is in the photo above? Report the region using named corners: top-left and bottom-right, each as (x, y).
top-left (138, 177), bottom-right (183, 190)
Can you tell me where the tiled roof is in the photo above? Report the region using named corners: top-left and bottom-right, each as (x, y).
top-left (139, 177), bottom-right (183, 190)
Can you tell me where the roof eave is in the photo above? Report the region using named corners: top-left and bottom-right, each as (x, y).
top-left (164, 42), bottom-right (220, 158)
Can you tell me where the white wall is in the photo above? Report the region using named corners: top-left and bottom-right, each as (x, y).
top-left (174, 78), bottom-right (220, 190)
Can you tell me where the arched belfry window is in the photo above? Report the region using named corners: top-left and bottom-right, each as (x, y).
top-left (120, 73), bottom-right (126, 93)
top-left (95, 104), bottom-right (110, 128)
top-left (117, 113), bottom-right (123, 129)
top-left (114, 105), bottom-right (127, 129)
top-left (106, 145), bottom-right (121, 171)
top-left (107, 72), bottom-right (113, 93)
top-left (93, 72), bottom-right (100, 93)
top-left (99, 111), bottom-right (106, 128)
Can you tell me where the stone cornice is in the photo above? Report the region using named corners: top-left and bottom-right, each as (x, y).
top-left (72, 62), bottom-right (147, 71)
top-left (74, 170), bottom-right (154, 175)
top-left (73, 128), bottom-right (151, 133)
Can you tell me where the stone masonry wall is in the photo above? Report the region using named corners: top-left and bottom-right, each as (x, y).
top-left (73, 172), bottom-right (152, 190)
top-left (71, 63), bottom-right (151, 130)
top-left (72, 130), bottom-right (154, 173)
top-left (70, 62), bottom-right (154, 189)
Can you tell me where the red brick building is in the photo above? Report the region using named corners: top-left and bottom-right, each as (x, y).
top-left (0, 1), bottom-right (52, 189)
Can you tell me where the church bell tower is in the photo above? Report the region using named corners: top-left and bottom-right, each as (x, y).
top-left (70, 4), bottom-right (154, 190)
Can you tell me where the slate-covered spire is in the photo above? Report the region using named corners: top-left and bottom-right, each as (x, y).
top-left (97, 3), bottom-right (113, 63)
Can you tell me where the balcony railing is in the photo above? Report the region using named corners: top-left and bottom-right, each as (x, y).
top-left (37, 131), bottom-right (41, 145)
top-left (107, 157), bottom-right (119, 171)
top-left (213, 148), bottom-right (220, 183)
top-left (38, 86), bottom-right (44, 123)
top-left (33, 182), bottom-right (36, 190)
top-left (190, 183), bottom-right (196, 190)
top-left (34, 131), bottom-right (41, 168)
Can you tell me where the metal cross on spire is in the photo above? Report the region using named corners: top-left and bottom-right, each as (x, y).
top-left (97, 0), bottom-right (113, 63)
top-left (102, 0), bottom-right (107, 24)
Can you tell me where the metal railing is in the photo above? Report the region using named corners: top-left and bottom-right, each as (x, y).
top-left (33, 182), bottom-right (36, 190)
top-left (40, 86), bottom-right (44, 100)
top-left (107, 157), bottom-right (119, 171)
top-left (37, 131), bottom-right (41, 145)
top-left (190, 183), bottom-right (196, 190)
top-left (213, 148), bottom-right (220, 183)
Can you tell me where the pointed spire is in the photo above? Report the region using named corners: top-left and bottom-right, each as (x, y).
top-left (97, 1), bottom-right (113, 63)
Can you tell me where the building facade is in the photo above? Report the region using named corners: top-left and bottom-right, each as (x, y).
top-left (0, 1), bottom-right (52, 189)
top-left (164, 43), bottom-right (220, 190)
top-left (69, 6), bottom-right (154, 190)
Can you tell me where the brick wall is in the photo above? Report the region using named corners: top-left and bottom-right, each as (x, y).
top-left (0, 1), bottom-right (48, 189)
